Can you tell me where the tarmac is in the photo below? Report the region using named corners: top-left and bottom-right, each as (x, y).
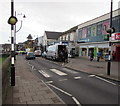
top-left (3, 55), bottom-right (120, 105)
top-left (65, 56), bottom-right (120, 82)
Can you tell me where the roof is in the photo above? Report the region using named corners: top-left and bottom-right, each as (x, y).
top-left (45, 31), bottom-right (63, 39)
top-left (63, 26), bottom-right (78, 34)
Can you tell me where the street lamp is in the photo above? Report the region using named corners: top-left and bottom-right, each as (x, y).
top-left (8, 0), bottom-right (17, 86)
top-left (15, 12), bottom-right (26, 33)
top-left (14, 12), bottom-right (26, 59)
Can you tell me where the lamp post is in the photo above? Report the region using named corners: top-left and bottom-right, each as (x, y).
top-left (8, 0), bottom-right (17, 86)
top-left (14, 11), bottom-right (26, 59)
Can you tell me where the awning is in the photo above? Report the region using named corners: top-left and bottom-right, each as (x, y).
top-left (88, 46), bottom-right (96, 48)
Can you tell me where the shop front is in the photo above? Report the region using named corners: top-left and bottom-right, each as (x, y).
top-left (79, 42), bottom-right (109, 59)
top-left (111, 33), bottom-right (120, 61)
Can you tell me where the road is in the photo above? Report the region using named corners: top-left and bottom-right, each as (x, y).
top-left (25, 56), bottom-right (120, 105)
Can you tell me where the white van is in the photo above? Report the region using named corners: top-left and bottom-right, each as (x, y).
top-left (46, 44), bottom-right (67, 61)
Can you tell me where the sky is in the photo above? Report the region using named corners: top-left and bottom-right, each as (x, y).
top-left (0, 0), bottom-right (120, 44)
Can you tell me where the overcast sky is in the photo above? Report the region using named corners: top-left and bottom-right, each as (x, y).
top-left (0, 0), bottom-right (120, 44)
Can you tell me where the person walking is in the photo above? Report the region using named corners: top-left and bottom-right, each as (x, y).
top-left (90, 51), bottom-right (94, 61)
top-left (97, 51), bottom-right (101, 62)
top-left (112, 50), bottom-right (116, 61)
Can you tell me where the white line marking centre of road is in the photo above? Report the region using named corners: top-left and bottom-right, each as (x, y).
top-left (59, 79), bottom-right (68, 82)
top-left (38, 70), bottom-right (50, 78)
top-left (62, 68), bottom-right (78, 74)
top-left (74, 77), bottom-right (81, 79)
top-left (95, 76), bottom-right (116, 86)
top-left (46, 81), bottom-right (53, 84)
top-left (48, 84), bottom-right (72, 97)
top-left (50, 69), bottom-right (67, 76)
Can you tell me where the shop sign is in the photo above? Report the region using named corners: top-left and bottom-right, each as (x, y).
top-left (115, 33), bottom-right (120, 40)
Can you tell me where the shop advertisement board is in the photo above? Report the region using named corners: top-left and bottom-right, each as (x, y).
top-left (115, 33), bottom-right (120, 40)
top-left (111, 33), bottom-right (120, 40)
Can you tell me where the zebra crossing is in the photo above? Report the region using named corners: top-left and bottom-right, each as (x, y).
top-left (38, 68), bottom-right (78, 78)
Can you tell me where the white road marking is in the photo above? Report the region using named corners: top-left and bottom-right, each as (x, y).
top-left (59, 79), bottom-right (68, 82)
top-left (88, 75), bottom-right (96, 77)
top-left (48, 84), bottom-right (72, 97)
top-left (46, 81), bottom-right (53, 84)
top-left (95, 76), bottom-right (117, 86)
top-left (38, 70), bottom-right (50, 78)
top-left (32, 66), bottom-right (34, 70)
top-left (72, 97), bottom-right (81, 106)
top-left (62, 68), bottom-right (78, 74)
top-left (50, 69), bottom-right (67, 76)
top-left (74, 77), bottom-right (81, 79)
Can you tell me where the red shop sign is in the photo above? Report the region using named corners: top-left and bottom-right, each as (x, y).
top-left (115, 33), bottom-right (120, 40)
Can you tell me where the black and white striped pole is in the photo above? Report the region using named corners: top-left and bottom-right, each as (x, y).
top-left (8, 0), bottom-right (17, 86)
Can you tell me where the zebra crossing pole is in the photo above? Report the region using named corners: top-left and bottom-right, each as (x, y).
top-left (8, 0), bottom-right (17, 86)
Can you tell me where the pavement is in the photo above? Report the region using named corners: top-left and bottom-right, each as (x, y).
top-left (65, 56), bottom-right (120, 82)
top-left (3, 55), bottom-right (119, 105)
top-left (4, 55), bottom-right (64, 105)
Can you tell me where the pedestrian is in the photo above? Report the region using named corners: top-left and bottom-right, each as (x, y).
top-left (59, 50), bottom-right (64, 62)
top-left (97, 51), bottom-right (101, 62)
top-left (112, 50), bottom-right (116, 61)
top-left (90, 51), bottom-right (94, 61)
top-left (62, 48), bottom-right (68, 65)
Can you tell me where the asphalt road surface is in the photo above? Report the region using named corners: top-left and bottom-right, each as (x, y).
top-left (25, 56), bottom-right (120, 105)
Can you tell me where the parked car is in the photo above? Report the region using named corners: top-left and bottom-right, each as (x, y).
top-left (41, 51), bottom-right (47, 58)
top-left (25, 52), bottom-right (36, 60)
top-left (34, 50), bottom-right (41, 57)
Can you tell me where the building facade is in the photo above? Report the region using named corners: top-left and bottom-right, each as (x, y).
top-left (76, 9), bottom-right (120, 60)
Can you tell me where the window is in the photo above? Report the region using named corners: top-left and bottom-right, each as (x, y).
top-left (91, 24), bottom-right (97, 36)
top-left (78, 29), bottom-right (82, 39)
top-left (87, 26), bottom-right (91, 37)
top-left (102, 20), bottom-right (110, 36)
top-left (112, 16), bottom-right (120, 32)
top-left (97, 22), bottom-right (102, 36)
top-left (82, 28), bottom-right (87, 38)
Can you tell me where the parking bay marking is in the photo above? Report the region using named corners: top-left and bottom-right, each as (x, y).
top-left (38, 70), bottom-right (50, 78)
top-left (50, 69), bottom-right (67, 76)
